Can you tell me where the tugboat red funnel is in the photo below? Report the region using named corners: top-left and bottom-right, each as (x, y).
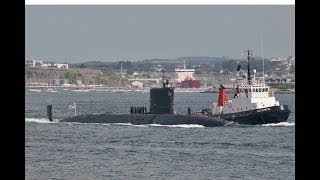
top-left (218, 85), bottom-right (227, 107)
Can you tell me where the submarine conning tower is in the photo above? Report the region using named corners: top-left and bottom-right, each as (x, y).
top-left (149, 69), bottom-right (175, 114)
top-left (150, 87), bottom-right (174, 114)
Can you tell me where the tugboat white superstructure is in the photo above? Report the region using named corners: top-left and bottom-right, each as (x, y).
top-left (197, 50), bottom-right (290, 125)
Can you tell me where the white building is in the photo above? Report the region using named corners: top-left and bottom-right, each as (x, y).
top-left (25, 59), bottom-right (68, 69)
top-left (131, 81), bottom-right (143, 88)
top-left (132, 72), bottom-right (139, 77)
top-left (54, 63), bottom-right (69, 69)
top-left (25, 60), bottom-right (43, 67)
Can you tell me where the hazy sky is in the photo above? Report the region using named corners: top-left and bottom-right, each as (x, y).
top-left (25, 5), bottom-right (295, 63)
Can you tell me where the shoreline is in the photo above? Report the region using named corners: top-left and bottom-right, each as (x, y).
top-left (25, 86), bottom-right (295, 94)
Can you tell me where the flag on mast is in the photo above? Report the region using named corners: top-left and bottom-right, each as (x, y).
top-left (69, 102), bottom-right (77, 116)
top-left (69, 102), bottom-right (76, 109)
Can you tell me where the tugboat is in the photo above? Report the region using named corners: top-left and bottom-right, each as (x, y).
top-left (55, 69), bottom-right (228, 127)
top-left (194, 50), bottom-right (291, 125)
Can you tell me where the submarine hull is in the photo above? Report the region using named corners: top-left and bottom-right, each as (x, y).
top-left (209, 105), bottom-right (291, 125)
top-left (60, 114), bottom-right (228, 127)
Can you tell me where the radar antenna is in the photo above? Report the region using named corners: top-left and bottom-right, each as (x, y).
top-left (260, 34), bottom-right (265, 81)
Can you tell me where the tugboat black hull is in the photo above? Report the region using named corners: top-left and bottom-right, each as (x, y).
top-left (61, 114), bottom-right (229, 127)
top-left (210, 105), bottom-right (291, 125)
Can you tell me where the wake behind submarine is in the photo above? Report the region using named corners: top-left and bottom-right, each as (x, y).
top-left (51, 70), bottom-right (228, 127)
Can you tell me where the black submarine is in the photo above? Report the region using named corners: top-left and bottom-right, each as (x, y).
top-left (51, 70), bottom-right (228, 127)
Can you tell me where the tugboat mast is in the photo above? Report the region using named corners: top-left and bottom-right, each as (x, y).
top-left (246, 50), bottom-right (253, 84)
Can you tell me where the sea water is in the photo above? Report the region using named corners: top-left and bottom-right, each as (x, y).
top-left (25, 91), bottom-right (295, 179)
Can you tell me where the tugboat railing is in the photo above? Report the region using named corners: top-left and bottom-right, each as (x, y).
top-left (238, 79), bottom-right (265, 86)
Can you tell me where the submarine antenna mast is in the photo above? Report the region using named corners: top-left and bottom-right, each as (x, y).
top-left (162, 69), bottom-right (165, 88)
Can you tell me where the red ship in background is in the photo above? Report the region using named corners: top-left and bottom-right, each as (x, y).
top-left (174, 60), bottom-right (201, 88)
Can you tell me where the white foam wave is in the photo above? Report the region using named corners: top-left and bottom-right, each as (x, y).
top-left (61, 122), bottom-right (111, 126)
top-left (113, 123), bottom-right (204, 128)
top-left (100, 123), bottom-right (111, 126)
top-left (25, 118), bottom-right (57, 123)
top-left (262, 122), bottom-right (295, 127)
top-left (113, 123), bottom-right (133, 126)
top-left (224, 121), bottom-right (237, 126)
top-left (149, 124), bottom-right (205, 128)
top-left (113, 123), bottom-right (148, 127)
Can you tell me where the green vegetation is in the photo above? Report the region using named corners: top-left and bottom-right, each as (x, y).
top-left (64, 72), bottom-right (79, 84)
top-left (222, 60), bottom-right (238, 71)
top-left (98, 67), bottom-right (129, 86)
top-left (25, 66), bottom-right (130, 87)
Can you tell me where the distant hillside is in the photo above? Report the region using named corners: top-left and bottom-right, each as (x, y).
top-left (178, 56), bottom-right (228, 64)
top-left (70, 61), bottom-right (114, 68)
top-left (66, 56), bottom-right (290, 76)
top-left (70, 56), bottom-right (231, 67)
